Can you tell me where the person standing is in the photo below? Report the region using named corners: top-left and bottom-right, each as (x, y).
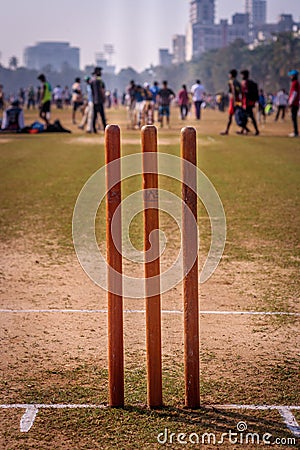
top-left (143, 82), bottom-right (154, 125)
top-left (0, 85), bottom-right (4, 112)
top-left (63, 86), bottom-right (71, 108)
top-left (133, 85), bottom-right (146, 128)
top-left (27, 86), bottom-right (36, 110)
top-left (126, 80), bottom-right (137, 129)
top-left (258, 89), bottom-right (266, 124)
top-left (157, 80), bottom-right (175, 128)
top-left (274, 88), bottom-right (288, 122)
top-left (150, 81), bottom-right (160, 122)
top-left (78, 76), bottom-right (93, 133)
top-left (287, 70), bottom-right (300, 137)
top-left (53, 85), bottom-right (63, 109)
top-left (191, 79), bottom-right (205, 120)
top-left (240, 69), bottom-right (259, 135)
top-left (220, 69), bottom-right (243, 135)
top-left (112, 89), bottom-right (118, 108)
top-left (36, 86), bottom-right (41, 106)
top-left (37, 73), bottom-right (52, 127)
top-left (71, 78), bottom-right (83, 124)
top-left (177, 84), bottom-right (189, 120)
top-left (90, 66), bottom-right (107, 133)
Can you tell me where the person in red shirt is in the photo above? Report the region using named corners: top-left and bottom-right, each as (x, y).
top-left (177, 84), bottom-right (190, 120)
top-left (220, 69), bottom-right (250, 135)
top-left (288, 70), bottom-right (300, 137)
top-left (240, 69), bottom-right (259, 136)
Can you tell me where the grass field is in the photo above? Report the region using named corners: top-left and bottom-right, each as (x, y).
top-left (0, 105), bottom-right (300, 449)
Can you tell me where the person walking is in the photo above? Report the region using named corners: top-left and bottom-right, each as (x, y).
top-left (157, 80), bottom-right (175, 128)
top-left (287, 69), bottom-right (300, 137)
top-left (37, 73), bottom-right (52, 127)
top-left (220, 69), bottom-right (244, 135)
top-left (90, 67), bottom-right (107, 133)
top-left (177, 84), bottom-right (190, 120)
top-left (191, 79), bottom-right (205, 120)
top-left (240, 69), bottom-right (260, 135)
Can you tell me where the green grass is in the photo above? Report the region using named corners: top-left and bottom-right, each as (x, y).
top-left (1, 358), bottom-right (299, 449)
top-left (1, 108), bottom-right (299, 448)
top-left (1, 122), bottom-right (299, 263)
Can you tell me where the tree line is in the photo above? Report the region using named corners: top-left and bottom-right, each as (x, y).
top-left (1, 32), bottom-right (299, 97)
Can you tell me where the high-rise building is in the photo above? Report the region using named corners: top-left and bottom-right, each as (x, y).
top-left (24, 42), bottom-right (80, 72)
top-left (245, 0), bottom-right (267, 26)
top-left (172, 35), bottom-right (186, 64)
top-left (159, 49), bottom-right (173, 67)
top-left (189, 0), bottom-right (251, 58)
top-left (190, 0), bottom-right (215, 25)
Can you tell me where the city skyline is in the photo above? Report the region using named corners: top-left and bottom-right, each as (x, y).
top-left (1, 0), bottom-right (300, 72)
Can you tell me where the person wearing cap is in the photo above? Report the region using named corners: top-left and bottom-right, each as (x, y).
top-left (37, 74), bottom-right (52, 127)
top-left (287, 70), bottom-right (300, 137)
top-left (1, 99), bottom-right (24, 131)
top-left (90, 67), bottom-right (107, 133)
top-left (78, 76), bottom-right (94, 133)
top-left (240, 69), bottom-right (259, 136)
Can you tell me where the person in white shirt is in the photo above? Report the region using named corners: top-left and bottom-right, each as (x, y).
top-left (53, 85), bottom-right (63, 109)
top-left (274, 88), bottom-right (288, 122)
top-left (191, 80), bottom-right (205, 120)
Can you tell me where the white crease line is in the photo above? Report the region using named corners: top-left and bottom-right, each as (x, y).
top-left (1, 404), bottom-right (300, 434)
top-left (278, 407), bottom-right (300, 438)
top-left (1, 404), bottom-right (107, 432)
top-left (0, 309), bottom-right (299, 316)
top-left (213, 404), bottom-right (300, 411)
top-left (20, 406), bottom-right (38, 432)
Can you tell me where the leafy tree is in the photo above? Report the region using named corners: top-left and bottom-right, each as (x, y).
top-left (8, 56), bottom-right (18, 70)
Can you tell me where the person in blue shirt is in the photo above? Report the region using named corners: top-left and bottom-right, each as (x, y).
top-left (150, 81), bottom-right (160, 122)
top-left (258, 89), bottom-right (266, 124)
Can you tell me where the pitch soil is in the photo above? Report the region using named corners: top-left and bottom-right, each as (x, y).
top-left (1, 236), bottom-right (299, 406)
top-left (1, 108), bottom-right (299, 447)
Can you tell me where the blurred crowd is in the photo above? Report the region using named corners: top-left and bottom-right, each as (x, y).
top-left (0, 67), bottom-right (299, 137)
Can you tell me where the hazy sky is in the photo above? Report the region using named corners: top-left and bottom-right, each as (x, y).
top-left (1, 0), bottom-right (299, 72)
